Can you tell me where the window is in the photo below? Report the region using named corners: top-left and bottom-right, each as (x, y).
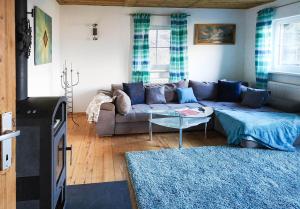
top-left (273, 16), bottom-right (300, 74)
top-left (149, 27), bottom-right (171, 83)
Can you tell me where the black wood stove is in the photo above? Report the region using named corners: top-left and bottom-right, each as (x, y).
top-left (16, 98), bottom-right (67, 209)
top-left (15, 1), bottom-right (68, 209)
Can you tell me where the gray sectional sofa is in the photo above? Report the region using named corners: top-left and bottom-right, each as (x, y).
top-left (96, 81), bottom-right (300, 148)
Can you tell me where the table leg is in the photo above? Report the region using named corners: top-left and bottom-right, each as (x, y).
top-left (149, 113), bottom-right (152, 141)
top-left (179, 128), bottom-right (183, 148)
top-left (204, 122), bottom-right (207, 139)
top-left (179, 116), bottom-right (183, 148)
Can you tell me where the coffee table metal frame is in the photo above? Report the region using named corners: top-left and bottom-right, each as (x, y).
top-left (148, 109), bottom-right (212, 148)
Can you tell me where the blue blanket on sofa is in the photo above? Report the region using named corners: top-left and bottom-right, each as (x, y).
top-left (215, 109), bottom-right (300, 151)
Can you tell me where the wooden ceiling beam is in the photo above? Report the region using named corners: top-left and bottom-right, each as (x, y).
top-left (57, 0), bottom-right (125, 6)
top-left (57, 0), bottom-right (276, 9)
top-left (124, 0), bottom-right (136, 7)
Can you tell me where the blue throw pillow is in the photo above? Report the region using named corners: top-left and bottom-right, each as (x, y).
top-left (123, 82), bottom-right (145, 105)
top-left (217, 80), bottom-right (242, 102)
top-left (176, 88), bottom-right (198, 104)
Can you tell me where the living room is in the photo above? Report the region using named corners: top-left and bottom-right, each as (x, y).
top-left (0, 0), bottom-right (300, 209)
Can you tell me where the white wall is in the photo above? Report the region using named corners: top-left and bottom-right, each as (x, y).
top-left (27, 0), bottom-right (62, 96)
top-left (60, 6), bottom-right (246, 112)
top-left (26, 1), bottom-right (300, 112)
top-left (243, 0), bottom-right (300, 85)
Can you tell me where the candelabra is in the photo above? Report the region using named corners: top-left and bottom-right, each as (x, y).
top-left (61, 61), bottom-right (80, 126)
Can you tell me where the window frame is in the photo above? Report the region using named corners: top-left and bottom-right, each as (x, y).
top-left (272, 15), bottom-right (300, 75)
top-left (149, 25), bottom-right (171, 83)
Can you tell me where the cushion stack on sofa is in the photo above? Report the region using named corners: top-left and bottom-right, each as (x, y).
top-left (97, 80), bottom-right (208, 135)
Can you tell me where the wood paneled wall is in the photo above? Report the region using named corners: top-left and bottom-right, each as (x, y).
top-left (0, 0), bottom-right (16, 208)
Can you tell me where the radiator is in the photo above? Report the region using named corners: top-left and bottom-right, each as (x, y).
top-left (268, 81), bottom-right (300, 102)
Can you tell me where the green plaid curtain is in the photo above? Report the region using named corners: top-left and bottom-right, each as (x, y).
top-left (255, 8), bottom-right (275, 89)
top-left (169, 13), bottom-right (188, 82)
top-left (131, 13), bottom-right (151, 83)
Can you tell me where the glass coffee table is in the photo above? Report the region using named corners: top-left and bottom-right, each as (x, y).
top-left (147, 107), bottom-right (214, 148)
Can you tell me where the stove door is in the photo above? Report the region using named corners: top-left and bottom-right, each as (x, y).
top-left (53, 123), bottom-right (66, 209)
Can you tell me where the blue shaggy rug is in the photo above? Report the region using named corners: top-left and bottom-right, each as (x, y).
top-left (126, 146), bottom-right (300, 209)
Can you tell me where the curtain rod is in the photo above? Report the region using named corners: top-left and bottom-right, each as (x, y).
top-left (275, 0), bottom-right (300, 9)
top-left (129, 13), bottom-right (191, 17)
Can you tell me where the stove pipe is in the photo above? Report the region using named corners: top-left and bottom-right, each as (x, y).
top-left (16, 0), bottom-right (29, 101)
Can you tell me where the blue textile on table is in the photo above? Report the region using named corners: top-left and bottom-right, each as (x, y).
top-left (215, 109), bottom-right (300, 151)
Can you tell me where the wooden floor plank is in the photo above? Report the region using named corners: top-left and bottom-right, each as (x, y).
top-left (67, 115), bottom-right (226, 185)
top-left (67, 114), bottom-right (227, 208)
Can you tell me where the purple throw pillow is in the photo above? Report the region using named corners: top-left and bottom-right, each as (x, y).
top-left (241, 88), bottom-right (270, 108)
top-left (145, 86), bottom-right (166, 104)
top-left (188, 80), bottom-right (218, 101)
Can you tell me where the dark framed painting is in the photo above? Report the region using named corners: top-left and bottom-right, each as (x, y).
top-left (34, 6), bottom-right (52, 65)
top-left (194, 24), bottom-right (236, 45)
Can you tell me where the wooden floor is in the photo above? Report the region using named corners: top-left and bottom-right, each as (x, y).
top-left (67, 114), bottom-right (227, 186)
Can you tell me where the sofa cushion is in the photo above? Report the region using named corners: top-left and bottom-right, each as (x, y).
top-left (188, 80), bottom-right (218, 101)
top-left (113, 89), bottom-right (131, 114)
top-left (177, 88), bottom-right (197, 104)
top-left (241, 88), bottom-right (270, 108)
top-left (123, 82), bottom-right (145, 105)
top-left (145, 86), bottom-right (166, 104)
top-left (115, 103), bottom-right (204, 123)
top-left (217, 80), bottom-right (242, 102)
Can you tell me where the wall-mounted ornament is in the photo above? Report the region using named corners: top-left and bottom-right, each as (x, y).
top-left (92, 23), bottom-right (98, 40)
top-left (34, 6), bottom-right (52, 65)
top-left (16, 17), bottom-right (32, 58)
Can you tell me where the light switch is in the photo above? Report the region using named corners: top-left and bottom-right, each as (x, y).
top-left (1, 112), bottom-right (12, 170)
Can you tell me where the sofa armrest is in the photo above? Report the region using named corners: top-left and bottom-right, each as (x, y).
top-left (96, 102), bottom-right (115, 136)
top-left (100, 102), bottom-right (115, 111)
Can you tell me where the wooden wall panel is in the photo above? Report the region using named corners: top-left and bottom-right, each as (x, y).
top-left (0, 0), bottom-right (16, 209)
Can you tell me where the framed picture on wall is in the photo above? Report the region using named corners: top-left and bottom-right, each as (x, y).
top-left (34, 6), bottom-right (52, 65)
top-left (194, 24), bottom-right (236, 45)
